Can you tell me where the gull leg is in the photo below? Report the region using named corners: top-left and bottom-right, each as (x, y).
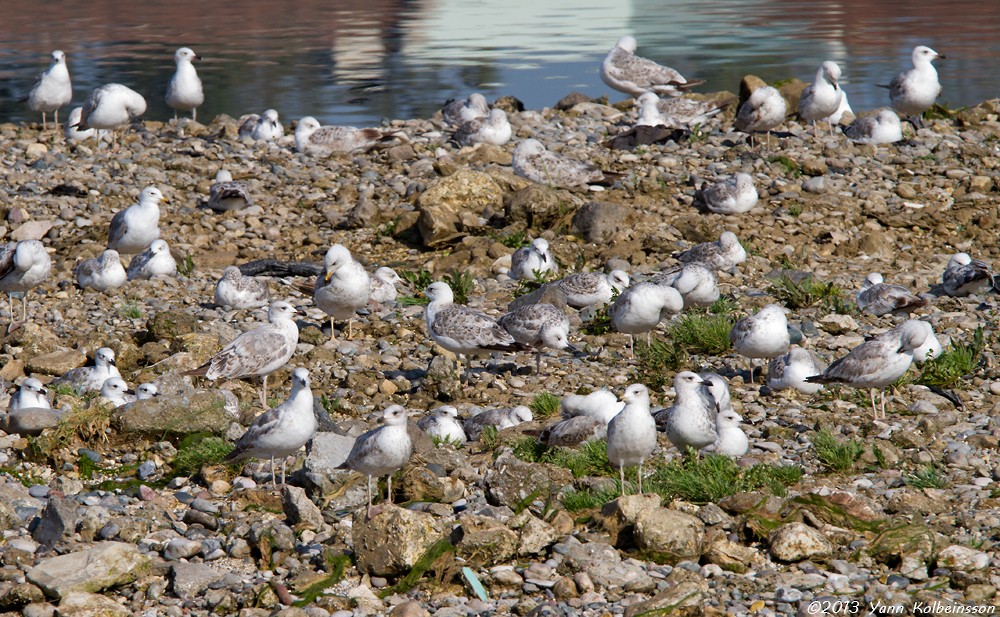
top-left (880, 389), bottom-right (887, 419)
top-left (619, 464), bottom-right (626, 497)
top-left (281, 458), bottom-right (287, 486)
top-left (192, 108), bottom-right (197, 123)
top-left (329, 317), bottom-right (337, 341)
top-left (638, 461), bottom-right (644, 495)
top-left (869, 388), bottom-right (878, 420)
top-left (42, 112), bottom-right (48, 131)
top-left (260, 375), bottom-right (269, 408)
top-left (535, 351), bottom-right (542, 376)
top-left (347, 318), bottom-right (353, 340)
top-left (54, 109), bottom-right (59, 129)
top-left (387, 475), bottom-right (393, 504)
top-left (270, 454), bottom-right (277, 486)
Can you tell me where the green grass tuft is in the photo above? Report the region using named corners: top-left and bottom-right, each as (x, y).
top-left (770, 273), bottom-right (853, 314)
top-left (768, 155), bottom-right (802, 178)
top-left (378, 537), bottom-right (456, 598)
top-left (293, 554), bottom-right (352, 607)
top-left (443, 270), bottom-right (476, 305)
top-left (562, 485), bottom-right (620, 512)
top-left (177, 254), bottom-right (196, 277)
top-left (529, 392), bottom-right (561, 419)
top-left (668, 312), bottom-right (734, 355)
top-left (812, 430), bottom-right (865, 473)
top-left (492, 229), bottom-right (529, 249)
top-left (914, 327), bottom-right (984, 388)
top-left (479, 425), bottom-right (500, 450)
top-left (119, 300), bottom-right (142, 320)
top-left (646, 453), bottom-right (802, 503)
top-left (397, 269), bottom-right (434, 306)
top-left (904, 464), bottom-right (949, 489)
top-left (512, 437), bottom-right (612, 478)
top-left (632, 336), bottom-right (686, 389)
top-left (172, 434), bottom-right (235, 477)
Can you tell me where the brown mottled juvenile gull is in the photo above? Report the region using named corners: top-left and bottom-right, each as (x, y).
top-left (607, 383), bottom-right (658, 495)
top-left (416, 405), bottom-right (467, 445)
top-left (555, 270), bottom-right (631, 309)
top-left (127, 239), bottom-right (177, 280)
top-left (441, 93), bottom-right (489, 126)
top-left (600, 35), bottom-right (702, 98)
top-left (215, 266), bottom-right (270, 310)
top-left (208, 170), bottom-right (253, 212)
top-left (651, 263), bottom-right (719, 309)
top-left (735, 85), bottom-right (787, 144)
top-left (452, 108), bottom-right (512, 146)
top-left (108, 186), bottom-right (166, 254)
top-left (509, 238), bottom-right (557, 281)
top-left (697, 173), bottom-right (758, 215)
top-left (463, 406), bottom-right (533, 442)
top-left (27, 50), bottom-right (72, 130)
top-left (0, 239), bottom-right (51, 323)
top-left (314, 244), bottom-right (371, 340)
top-left (856, 273), bottom-right (927, 316)
top-left (675, 231), bottom-right (747, 272)
top-left (295, 116), bottom-right (390, 156)
top-left (238, 109), bottom-right (284, 141)
top-left (497, 302), bottom-right (576, 373)
top-left (225, 367), bottom-right (316, 486)
top-left (635, 92), bottom-right (728, 128)
top-left (513, 139), bottom-right (618, 189)
top-left (52, 347), bottom-right (120, 393)
top-left (942, 253), bottom-right (995, 297)
top-left (767, 346), bottom-right (826, 395)
top-left (183, 301), bottom-right (299, 407)
top-left (165, 47), bottom-right (204, 122)
top-left (340, 404), bottom-right (413, 508)
top-left (843, 109), bottom-right (903, 145)
top-left (75, 250), bottom-right (126, 293)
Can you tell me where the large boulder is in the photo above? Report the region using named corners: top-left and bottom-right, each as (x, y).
top-left (352, 505), bottom-right (444, 577)
top-left (484, 450), bottom-right (574, 509)
top-left (416, 170), bottom-right (504, 247)
top-left (112, 390), bottom-right (237, 435)
top-left (27, 542), bottom-right (154, 600)
top-left (768, 522), bottom-right (834, 562)
top-left (634, 508), bottom-right (705, 563)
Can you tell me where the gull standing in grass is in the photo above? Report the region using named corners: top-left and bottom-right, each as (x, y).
top-left (509, 238), bottom-right (557, 281)
top-left (165, 47), bottom-right (204, 123)
top-left (697, 173), bottom-right (758, 215)
top-left (127, 239), bottom-right (177, 280)
top-left (208, 170), bottom-right (253, 212)
top-left (555, 270), bottom-right (630, 309)
top-left (215, 266), bottom-right (270, 310)
top-left (76, 83), bottom-right (147, 148)
top-left (369, 267), bottom-right (402, 305)
top-left (75, 250), bottom-right (127, 293)
top-left (99, 377), bottom-right (134, 407)
top-left (767, 346), bottom-right (826, 394)
top-left (610, 282), bottom-right (683, 353)
top-left (635, 92), bottom-right (729, 129)
top-left (417, 405), bottom-right (467, 445)
top-left (606, 383), bottom-right (658, 496)
top-left (441, 93), bottom-right (489, 126)
top-left (843, 109), bottom-right (903, 145)
top-left (541, 390), bottom-right (624, 447)
top-left (856, 273), bottom-right (928, 316)
top-left (238, 109), bottom-right (284, 141)
top-left (735, 85), bottom-right (787, 146)
top-left (341, 404), bottom-right (412, 509)
top-left (884, 45), bottom-right (943, 128)
top-left (942, 252), bottom-right (995, 297)
top-left (314, 244), bottom-right (370, 340)
top-left (183, 301), bottom-right (300, 407)
top-left (452, 109), bottom-right (512, 146)
top-left (600, 35), bottom-right (703, 98)
top-left (675, 231), bottom-right (747, 272)
top-left (806, 319), bottom-right (930, 419)
top-left (108, 187), bottom-right (167, 254)
top-left (53, 347), bottom-right (120, 394)
top-left (464, 406), bottom-right (533, 441)
top-left (651, 263), bottom-right (719, 309)
top-left (295, 116), bottom-right (390, 156)
top-left (730, 304), bottom-right (791, 382)
top-left (513, 139), bottom-right (619, 189)
top-left (27, 50), bottom-right (72, 130)
top-left (655, 371), bottom-right (717, 453)
top-left (424, 282), bottom-right (523, 382)
top-left (797, 61), bottom-right (843, 136)
top-left (9, 378), bottom-right (50, 410)
top-left (0, 239), bottom-right (51, 325)
top-left (497, 302), bottom-right (576, 374)
top-left (225, 367), bottom-right (316, 486)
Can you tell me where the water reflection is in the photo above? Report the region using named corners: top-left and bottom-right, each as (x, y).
top-left (0, 0), bottom-right (996, 128)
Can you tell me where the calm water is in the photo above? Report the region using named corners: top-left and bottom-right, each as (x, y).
top-left (1, 0), bottom-right (998, 128)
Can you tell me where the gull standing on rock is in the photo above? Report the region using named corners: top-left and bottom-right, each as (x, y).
top-left (513, 139), bottom-right (618, 189)
top-left (208, 170), bottom-right (253, 212)
top-left (341, 404), bottom-right (413, 509)
top-left (884, 45), bottom-right (943, 128)
top-left (27, 50), bottom-right (72, 130)
top-left (53, 347), bottom-right (120, 394)
top-left (730, 304), bottom-right (791, 382)
top-left (735, 85), bottom-right (787, 145)
top-left (463, 406), bottom-right (533, 441)
top-left (9, 378), bottom-right (50, 410)
top-left (509, 238), bottom-right (557, 281)
top-left (675, 231), bottom-right (747, 272)
top-left (75, 250), bottom-right (127, 293)
top-left (635, 92), bottom-right (729, 129)
top-left (798, 61), bottom-right (843, 135)
top-left (441, 93), bottom-right (489, 126)
top-left (497, 302), bottom-right (576, 374)
top-left (942, 253), bottom-right (995, 297)
top-left (856, 273), bottom-right (928, 316)
top-left (313, 244), bottom-right (370, 340)
top-left (600, 35), bottom-right (703, 98)
top-left (767, 346), bottom-right (826, 394)
top-left (165, 47), bottom-right (204, 122)
top-left (843, 110), bottom-right (903, 145)
top-left (99, 377), bottom-right (134, 407)
top-left (606, 383), bottom-right (658, 495)
top-left (555, 270), bottom-right (631, 309)
top-left (452, 108), bottom-right (512, 146)
top-left (0, 240), bottom-right (51, 324)
top-left (651, 263), bottom-right (719, 309)
top-left (215, 266), bottom-right (269, 310)
top-left (238, 109), bottom-right (284, 141)
top-left (655, 371), bottom-right (717, 453)
top-left (225, 367), bottom-right (317, 486)
top-left (76, 83), bottom-right (147, 147)
top-left (424, 282), bottom-right (523, 382)
top-left (417, 405), bottom-right (467, 445)
top-left (697, 173), bottom-right (758, 215)
top-left (295, 116), bottom-right (390, 156)
top-left (610, 282), bottom-right (683, 352)
top-left (108, 187), bottom-right (167, 254)
top-left (127, 239), bottom-right (177, 280)
top-left (806, 319), bottom-right (930, 419)
top-left (369, 267), bottom-right (402, 305)
top-left (183, 301), bottom-right (300, 407)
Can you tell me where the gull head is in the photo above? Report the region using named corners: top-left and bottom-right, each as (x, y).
top-left (374, 267), bottom-right (402, 285)
top-left (622, 383), bottom-right (650, 405)
top-left (51, 50), bottom-right (66, 64)
top-left (716, 408), bottom-right (743, 427)
top-left (863, 272), bottom-right (884, 288)
top-left (95, 347), bottom-right (117, 367)
top-left (101, 377), bottom-right (133, 398)
top-left (263, 109), bottom-right (280, 123)
top-left (820, 61), bottom-right (841, 86)
top-left (486, 108), bottom-right (508, 126)
top-left (136, 383), bottom-right (160, 399)
top-left (323, 244), bottom-right (354, 273)
top-left (383, 404), bottom-right (409, 425)
top-left (514, 138), bottom-right (545, 156)
top-left (511, 406), bottom-right (534, 423)
top-left (609, 269), bottom-right (631, 292)
top-left (897, 320), bottom-right (931, 353)
top-left (948, 252), bottom-right (972, 268)
top-left (530, 238), bottom-right (550, 256)
top-left (290, 367), bottom-right (311, 391)
top-left (148, 239), bottom-right (169, 255)
top-left (21, 378), bottom-right (47, 396)
top-left (913, 45), bottom-right (943, 64)
top-left (139, 186), bottom-right (166, 205)
top-left (673, 371), bottom-right (706, 394)
top-left (539, 323), bottom-right (571, 350)
top-left (175, 47), bottom-right (201, 63)
top-left (433, 405), bottom-right (459, 419)
top-left (296, 116), bottom-right (321, 138)
top-left (616, 35), bottom-right (638, 53)
top-left (719, 231), bottom-right (741, 248)
top-left (215, 169), bottom-right (234, 183)
top-left (424, 281), bottom-right (454, 304)
top-left (267, 300), bottom-right (299, 322)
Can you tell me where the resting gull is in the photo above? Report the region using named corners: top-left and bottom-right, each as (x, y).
top-left (856, 273), bottom-right (927, 316)
top-left (885, 45), bottom-right (943, 128)
top-left (697, 173), bottom-right (758, 215)
top-left (215, 266), bottom-right (270, 310)
top-left (52, 347), bottom-right (120, 394)
top-left (416, 405), bottom-right (467, 445)
top-left (238, 109), bottom-right (284, 141)
top-left (610, 281), bottom-right (683, 352)
top-left (127, 239), bottom-right (177, 280)
top-left (464, 406), bottom-right (533, 442)
top-left (635, 92), bottom-right (729, 129)
top-left (942, 252), bottom-right (995, 297)
top-left (76, 83), bottom-right (147, 148)
top-left (513, 138), bottom-right (618, 189)
top-left (735, 85), bottom-right (787, 145)
top-left (675, 231), bottom-right (747, 272)
top-left (207, 170), bottom-right (253, 212)
top-left (730, 304), bottom-right (791, 381)
top-left (369, 267), bottom-right (402, 305)
top-left (767, 346), bottom-right (826, 395)
top-left (295, 116), bottom-right (390, 156)
top-left (651, 263), bottom-right (719, 309)
top-left (704, 408), bottom-right (748, 458)
top-left (555, 270), bottom-right (630, 309)
top-left (509, 238), bottom-right (557, 281)
top-left (441, 93), bottom-right (489, 126)
top-left (9, 378), bottom-right (51, 410)
top-left (75, 250), bottom-right (126, 293)
top-left (108, 186), bottom-right (167, 254)
top-left (497, 302), bottom-right (576, 374)
top-left (452, 109), bottom-right (512, 146)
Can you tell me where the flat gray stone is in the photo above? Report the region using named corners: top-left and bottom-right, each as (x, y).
top-left (171, 563), bottom-right (226, 599)
top-left (27, 542), bottom-right (153, 600)
top-left (1, 408), bottom-right (62, 436)
top-left (303, 432), bottom-right (356, 475)
top-left (113, 391), bottom-right (237, 436)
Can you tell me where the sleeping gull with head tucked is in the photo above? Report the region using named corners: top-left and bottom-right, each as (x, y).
top-left (340, 404), bottom-right (413, 509)
top-left (369, 267), bottom-right (402, 305)
top-left (555, 270), bottom-right (630, 309)
top-left (730, 304), bottom-right (791, 382)
top-left (942, 253), bottom-right (995, 297)
top-left (239, 109), bottom-right (284, 141)
top-left (464, 406), bottom-right (533, 441)
top-left (856, 273), bottom-right (927, 316)
top-left (651, 263), bottom-right (719, 309)
top-left (636, 92), bottom-right (729, 129)
top-left (127, 239), bottom-right (177, 280)
top-left (441, 93), bottom-right (489, 126)
top-left (601, 35), bottom-right (703, 98)
top-left (215, 266), bottom-right (270, 310)
top-left (76, 83), bottom-right (147, 148)
top-left (208, 170), bottom-right (253, 212)
top-left (610, 281), bottom-right (683, 352)
top-left (767, 346), bottom-right (826, 394)
top-left (314, 244), bottom-right (371, 340)
top-left (75, 250), bottom-right (126, 293)
top-left (513, 139), bottom-right (619, 189)
top-left (108, 186), bottom-right (167, 254)
top-left (843, 109), bottom-right (903, 145)
top-left (27, 50), bottom-right (72, 130)
top-left (452, 109), bottom-right (512, 146)
top-left (735, 85), bottom-right (787, 145)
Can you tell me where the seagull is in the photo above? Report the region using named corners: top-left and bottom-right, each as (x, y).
top-left (555, 270), bottom-right (631, 309)
top-left (166, 47), bottom-right (204, 122)
top-left (0, 240), bottom-right (51, 324)
top-left (64, 107), bottom-right (109, 144)
top-left (441, 93), bottom-right (489, 126)
top-left (606, 383), bottom-right (658, 495)
top-left (313, 244), bottom-right (371, 340)
top-left (697, 173), bottom-right (758, 215)
top-left (651, 263), bottom-right (719, 309)
top-left (207, 170), bottom-right (253, 212)
top-left (509, 238), bottom-right (558, 281)
top-left (369, 267), bottom-right (402, 305)
top-left (127, 239), bottom-right (177, 280)
top-left (635, 92), bottom-right (729, 129)
top-left (907, 319), bottom-right (943, 364)
top-left (75, 250), bottom-right (127, 293)
top-left (513, 139), bottom-right (619, 189)
top-left (463, 406), bottom-right (533, 441)
top-left (730, 304), bottom-right (791, 382)
top-left (703, 408), bottom-right (748, 458)
top-left (798, 61), bottom-right (843, 136)
top-left (52, 347), bottom-right (121, 394)
top-left (9, 378), bottom-right (51, 410)
top-left (541, 390), bottom-right (623, 448)
top-left (942, 253), bottom-right (995, 297)
top-left (610, 281), bottom-right (683, 353)
top-left (701, 373), bottom-right (734, 416)
top-left (452, 108), bottom-right (512, 146)
top-left (560, 389), bottom-right (624, 423)
top-left (497, 302), bottom-right (576, 374)
top-left (99, 377), bottom-right (134, 407)
top-left (27, 50), bottom-right (72, 130)
top-left (655, 371), bottom-right (717, 454)
top-left (416, 405), bottom-right (467, 445)
top-left (136, 383), bottom-right (161, 400)
top-left (238, 109), bottom-right (284, 141)
top-left (885, 45), bottom-right (943, 128)
top-left (295, 116), bottom-right (391, 156)
top-left (600, 35), bottom-right (703, 98)
top-left (183, 301), bottom-right (300, 407)
top-left (767, 346), bottom-right (826, 395)
top-left (735, 85), bottom-right (787, 146)
top-left (341, 404), bottom-right (413, 509)
top-left (806, 319), bottom-right (930, 419)
top-left (856, 273), bottom-right (928, 316)
top-left (843, 109), bottom-right (903, 145)
top-left (225, 367), bottom-right (316, 486)
top-left (76, 83), bottom-right (147, 148)
top-left (675, 231), bottom-right (747, 272)
top-left (107, 186), bottom-right (167, 254)
top-left (830, 88), bottom-right (854, 125)
top-left (215, 266), bottom-right (270, 310)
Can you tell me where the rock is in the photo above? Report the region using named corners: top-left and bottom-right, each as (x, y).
top-left (27, 542), bottom-right (153, 600)
top-left (11, 221), bottom-right (54, 242)
top-left (818, 314), bottom-right (858, 335)
top-left (455, 513), bottom-right (518, 566)
top-left (389, 600), bottom-right (430, 617)
top-left (572, 201), bottom-right (635, 243)
top-left (163, 538), bottom-right (202, 561)
top-left (509, 510), bottom-right (559, 556)
top-left (633, 508), bottom-right (705, 563)
top-left (505, 185), bottom-right (575, 230)
top-left (399, 466), bottom-right (464, 503)
top-left (600, 494), bottom-right (662, 546)
top-left (703, 533), bottom-right (765, 572)
top-left (31, 495), bottom-right (78, 548)
top-left (416, 170), bottom-right (503, 246)
top-left (171, 563), bottom-right (226, 599)
top-left (0, 581), bottom-right (45, 609)
top-left (113, 391), bottom-right (236, 435)
top-left (484, 450), bottom-right (574, 509)
top-left (147, 310), bottom-right (203, 341)
top-left (281, 485), bottom-right (325, 529)
top-left (552, 536), bottom-right (654, 591)
top-left (2, 323), bottom-right (62, 360)
top-left (2, 408), bottom-right (62, 436)
top-left (623, 580), bottom-right (706, 617)
top-left (24, 350), bottom-right (85, 376)
top-left (506, 283), bottom-right (568, 312)
top-left (303, 432), bottom-right (357, 475)
top-left (768, 522), bottom-right (834, 562)
top-left (56, 591), bottom-right (129, 617)
top-left (555, 92), bottom-right (591, 111)
top-left (937, 545), bottom-right (991, 571)
top-left (352, 505), bottom-right (443, 576)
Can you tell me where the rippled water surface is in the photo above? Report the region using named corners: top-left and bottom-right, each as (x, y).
top-left (1, 0), bottom-right (997, 127)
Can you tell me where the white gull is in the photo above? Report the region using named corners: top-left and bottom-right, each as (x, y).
top-left (107, 186), bottom-right (166, 254)
top-left (27, 50), bottom-right (72, 130)
top-left (843, 109), bottom-right (903, 145)
top-left (165, 47), bottom-right (204, 122)
top-left (9, 378), bottom-right (50, 410)
top-left (314, 244), bottom-right (371, 340)
top-left (215, 266), bottom-right (270, 310)
top-left (341, 404), bottom-right (413, 508)
top-left (0, 239), bottom-right (51, 323)
top-left (606, 383), bottom-right (658, 495)
top-left (856, 273), bottom-right (927, 316)
top-left (208, 170), bottom-right (253, 212)
top-left (417, 405), bottom-right (467, 445)
top-left (239, 109), bottom-right (284, 141)
top-left (555, 270), bottom-right (630, 309)
top-left (767, 346), bottom-right (826, 395)
top-left (53, 347), bottom-right (120, 393)
top-left (127, 239), bottom-right (177, 280)
top-left (509, 238), bottom-right (557, 281)
top-left (75, 250), bottom-right (126, 293)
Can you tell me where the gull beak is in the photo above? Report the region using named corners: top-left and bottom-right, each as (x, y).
top-left (565, 343), bottom-right (581, 355)
top-left (324, 271), bottom-right (333, 283)
top-left (936, 53), bottom-right (946, 60)
top-left (195, 54), bottom-right (203, 61)
top-left (40, 387), bottom-right (48, 395)
top-left (125, 389), bottom-right (135, 396)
